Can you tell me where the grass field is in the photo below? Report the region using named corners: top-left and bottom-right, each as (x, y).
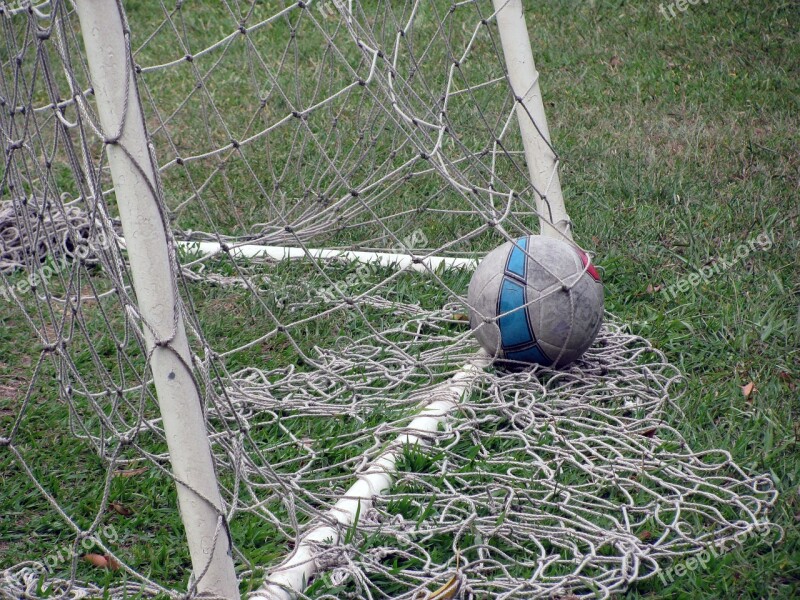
top-left (1, 0), bottom-right (798, 598)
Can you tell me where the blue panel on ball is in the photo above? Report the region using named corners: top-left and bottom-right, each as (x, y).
top-left (498, 277), bottom-right (533, 348)
top-left (506, 344), bottom-right (553, 366)
top-left (505, 236), bottom-right (528, 279)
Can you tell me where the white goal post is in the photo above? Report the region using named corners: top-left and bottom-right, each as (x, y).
top-left (491, 0), bottom-right (571, 241)
top-left (73, 1), bottom-right (239, 597)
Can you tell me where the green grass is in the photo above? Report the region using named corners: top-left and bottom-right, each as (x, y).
top-left (2, 0), bottom-right (799, 598)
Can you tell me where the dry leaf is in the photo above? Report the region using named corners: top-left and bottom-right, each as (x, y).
top-left (415, 554), bottom-right (462, 599)
top-left (109, 501), bottom-right (133, 516)
top-left (452, 313), bottom-right (469, 323)
top-left (646, 284), bottom-right (662, 295)
top-left (609, 56), bottom-right (623, 69)
top-left (638, 530), bottom-right (653, 542)
top-left (84, 553), bottom-right (120, 571)
top-left (741, 381), bottom-right (756, 400)
top-left (113, 467), bottom-right (148, 478)
top-left (416, 573), bottom-right (461, 599)
top-left (641, 428), bottom-right (657, 438)
top-left (84, 554), bottom-right (109, 569)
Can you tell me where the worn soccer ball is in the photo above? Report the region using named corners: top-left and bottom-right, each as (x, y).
top-left (467, 235), bottom-right (603, 367)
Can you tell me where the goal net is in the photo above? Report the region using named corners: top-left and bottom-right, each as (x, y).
top-left (0, 1), bottom-right (779, 598)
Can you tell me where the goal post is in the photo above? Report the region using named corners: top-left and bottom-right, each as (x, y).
top-left (492, 0), bottom-right (571, 241)
top-left (73, 1), bottom-right (238, 597)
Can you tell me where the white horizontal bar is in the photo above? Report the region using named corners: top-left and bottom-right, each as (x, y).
top-left (175, 241), bottom-right (479, 272)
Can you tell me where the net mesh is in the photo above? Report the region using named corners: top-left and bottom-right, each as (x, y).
top-left (0, 1), bottom-right (780, 599)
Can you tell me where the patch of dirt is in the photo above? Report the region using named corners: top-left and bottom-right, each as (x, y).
top-left (0, 381), bottom-right (25, 407)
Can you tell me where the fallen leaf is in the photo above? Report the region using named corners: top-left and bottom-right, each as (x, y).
top-left (641, 428), bottom-right (657, 438)
top-left (452, 313), bottom-right (469, 323)
top-left (105, 554), bottom-right (121, 571)
top-left (417, 573), bottom-right (461, 599)
top-left (609, 55), bottom-right (623, 69)
top-left (646, 284), bottom-right (662, 295)
top-left (113, 467), bottom-right (148, 478)
top-left (84, 553), bottom-right (121, 571)
top-left (741, 381), bottom-right (756, 400)
top-left (108, 502), bottom-right (133, 516)
top-left (638, 530), bottom-right (653, 541)
top-left (415, 553), bottom-right (462, 599)
top-left (84, 554), bottom-right (109, 569)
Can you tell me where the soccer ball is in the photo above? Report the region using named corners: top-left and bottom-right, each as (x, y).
top-left (467, 235), bottom-right (603, 367)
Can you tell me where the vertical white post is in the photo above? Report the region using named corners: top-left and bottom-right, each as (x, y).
top-left (74, 2), bottom-right (239, 597)
top-left (492, 0), bottom-right (572, 241)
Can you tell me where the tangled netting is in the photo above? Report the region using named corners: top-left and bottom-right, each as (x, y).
top-left (0, 305), bottom-right (782, 599)
top-left (0, 0), bottom-right (780, 599)
top-left (218, 316), bottom-right (780, 599)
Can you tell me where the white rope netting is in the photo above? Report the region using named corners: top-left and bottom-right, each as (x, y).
top-left (0, 1), bottom-right (779, 599)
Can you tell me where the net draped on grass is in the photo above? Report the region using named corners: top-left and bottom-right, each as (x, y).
top-left (0, 1), bottom-right (780, 599)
